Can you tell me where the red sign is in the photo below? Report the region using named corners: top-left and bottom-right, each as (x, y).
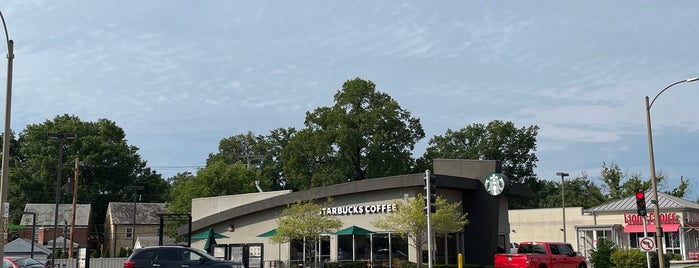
top-left (623, 213), bottom-right (678, 225)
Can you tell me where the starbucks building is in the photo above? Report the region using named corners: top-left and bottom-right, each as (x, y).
top-left (180, 159), bottom-right (531, 267)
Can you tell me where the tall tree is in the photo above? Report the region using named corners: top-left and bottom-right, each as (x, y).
top-left (599, 162), bottom-right (690, 200)
top-left (372, 194), bottom-right (468, 268)
top-left (282, 78), bottom-right (424, 190)
top-left (167, 162), bottom-right (258, 215)
top-left (10, 114), bottom-right (169, 234)
top-left (536, 173), bottom-right (606, 209)
top-left (416, 120), bottom-right (538, 185)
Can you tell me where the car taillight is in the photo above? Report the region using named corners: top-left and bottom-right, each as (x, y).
top-left (124, 261), bottom-right (136, 268)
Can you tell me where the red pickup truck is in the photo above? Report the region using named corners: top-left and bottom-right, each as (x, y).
top-left (494, 241), bottom-right (587, 268)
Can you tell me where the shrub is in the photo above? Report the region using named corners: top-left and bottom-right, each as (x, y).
top-left (611, 249), bottom-right (646, 268)
top-left (647, 252), bottom-right (671, 268)
top-left (589, 238), bottom-right (617, 268)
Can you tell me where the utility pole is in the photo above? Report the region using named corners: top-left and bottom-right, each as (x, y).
top-left (68, 158), bottom-right (79, 259)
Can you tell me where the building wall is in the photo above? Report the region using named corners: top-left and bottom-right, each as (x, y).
top-left (23, 226), bottom-right (89, 245)
top-left (105, 224), bottom-right (162, 256)
top-left (192, 191), bottom-right (292, 221)
top-left (509, 207), bottom-right (594, 250)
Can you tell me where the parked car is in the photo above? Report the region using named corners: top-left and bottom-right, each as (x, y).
top-left (3, 257), bottom-right (46, 268)
top-left (123, 246), bottom-right (244, 268)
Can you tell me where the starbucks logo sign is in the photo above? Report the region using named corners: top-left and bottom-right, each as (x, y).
top-left (484, 173), bottom-right (510, 196)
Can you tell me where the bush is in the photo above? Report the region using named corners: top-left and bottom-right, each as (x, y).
top-left (647, 252), bottom-right (671, 268)
top-left (611, 249), bottom-right (646, 268)
top-left (589, 238), bottom-right (617, 268)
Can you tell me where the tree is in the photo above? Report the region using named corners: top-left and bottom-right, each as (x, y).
top-left (416, 120), bottom-right (538, 185)
top-left (599, 162), bottom-right (690, 200)
top-left (206, 128), bottom-right (297, 191)
top-left (372, 194), bottom-right (468, 268)
top-left (269, 199), bottom-right (342, 267)
top-left (9, 114), bottom-right (169, 234)
top-left (281, 78), bottom-right (425, 190)
top-left (536, 173), bottom-right (606, 209)
top-left (167, 162), bottom-right (258, 214)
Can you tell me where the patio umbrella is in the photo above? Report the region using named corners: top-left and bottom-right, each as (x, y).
top-left (335, 226), bottom-right (375, 261)
top-left (256, 229), bottom-right (277, 237)
top-left (192, 228), bottom-right (228, 254)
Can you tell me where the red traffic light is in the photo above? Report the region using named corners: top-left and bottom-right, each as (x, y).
top-left (636, 191), bottom-right (645, 199)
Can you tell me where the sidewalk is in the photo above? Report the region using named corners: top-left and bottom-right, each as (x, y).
top-left (670, 260), bottom-right (699, 268)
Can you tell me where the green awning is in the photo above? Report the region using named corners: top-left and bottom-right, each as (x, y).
top-left (257, 229), bottom-right (277, 237)
top-left (191, 228), bottom-right (227, 239)
top-left (334, 225), bottom-right (374, 236)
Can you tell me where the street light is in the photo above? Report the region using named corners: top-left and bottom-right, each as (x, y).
top-left (18, 211), bottom-right (36, 258)
top-left (127, 185), bottom-right (144, 250)
top-left (0, 10), bottom-right (14, 262)
top-left (47, 133), bottom-right (76, 267)
top-left (556, 172), bottom-right (569, 243)
top-left (645, 76), bottom-right (699, 268)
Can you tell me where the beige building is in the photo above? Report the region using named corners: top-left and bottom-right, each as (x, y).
top-left (180, 159), bottom-right (532, 267)
top-left (508, 192), bottom-right (699, 260)
top-left (104, 202), bottom-right (168, 256)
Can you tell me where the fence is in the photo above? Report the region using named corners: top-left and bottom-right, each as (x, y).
top-left (53, 257), bottom-right (128, 268)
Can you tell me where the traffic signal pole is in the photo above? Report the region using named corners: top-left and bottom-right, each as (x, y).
top-left (424, 170), bottom-right (434, 268)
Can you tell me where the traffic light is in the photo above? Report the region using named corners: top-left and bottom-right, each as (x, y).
top-left (635, 190), bottom-right (647, 216)
top-left (424, 172), bottom-right (436, 214)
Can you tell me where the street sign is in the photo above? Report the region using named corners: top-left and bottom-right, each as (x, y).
top-left (639, 237), bottom-right (655, 252)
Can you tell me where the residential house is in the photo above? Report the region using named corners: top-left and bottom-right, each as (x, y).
top-left (104, 202), bottom-right (167, 256)
top-left (19, 203), bottom-right (91, 251)
top-left (4, 238), bottom-right (53, 263)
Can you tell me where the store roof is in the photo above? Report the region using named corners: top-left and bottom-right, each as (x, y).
top-left (585, 191), bottom-right (699, 214)
top-left (181, 172), bottom-right (493, 235)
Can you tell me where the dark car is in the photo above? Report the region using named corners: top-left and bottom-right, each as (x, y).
top-left (123, 246), bottom-right (244, 268)
top-left (3, 257), bottom-right (46, 268)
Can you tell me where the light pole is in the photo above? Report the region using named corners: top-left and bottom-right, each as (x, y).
top-left (48, 133), bottom-right (76, 267)
top-left (645, 76), bottom-right (699, 268)
top-left (0, 9), bottom-right (13, 262)
top-left (127, 185), bottom-right (144, 250)
top-left (556, 172), bottom-right (569, 243)
top-left (16, 211), bottom-right (35, 258)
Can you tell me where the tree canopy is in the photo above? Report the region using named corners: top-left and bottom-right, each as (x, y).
top-left (416, 120), bottom-right (538, 185)
top-left (281, 78), bottom-right (424, 190)
top-left (8, 114), bottom-right (170, 231)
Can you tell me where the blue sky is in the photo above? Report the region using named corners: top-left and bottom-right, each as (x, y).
top-left (2, 1), bottom-right (699, 201)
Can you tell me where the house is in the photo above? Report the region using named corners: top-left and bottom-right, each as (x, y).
top-left (19, 203), bottom-right (92, 249)
top-left (104, 202), bottom-right (168, 256)
top-left (4, 237), bottom-right (53, 263)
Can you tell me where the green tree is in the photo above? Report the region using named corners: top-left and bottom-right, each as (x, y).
top-left (270, 199), bottom-right (342, 266)
top-left (206, 128), bottom-right (297, 191)
top-left (281, 78), bottom-right (424, 190)
top-left (372, 194), bottom-right (468, 268)
top-left (537, 173), bottom-right (606, 209)
top-left (416, 120), bottom-right (538, 185)
top-left (167, 162), bottom-right (257, 214)
top-left (600, 162), bottom-right (689, 200)
top-left (10, 114), bottom-right (169, 234)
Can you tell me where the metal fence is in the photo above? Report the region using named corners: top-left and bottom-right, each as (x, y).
top-left (53, 257), bottom-right (128, 268)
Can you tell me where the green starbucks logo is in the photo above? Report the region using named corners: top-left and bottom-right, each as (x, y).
top-left (484, 173), bottom-right (509, 196)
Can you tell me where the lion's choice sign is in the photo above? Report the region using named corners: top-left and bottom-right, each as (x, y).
top-left (322, 203), bottom-right (398, 216)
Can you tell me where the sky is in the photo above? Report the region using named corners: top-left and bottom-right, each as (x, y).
top-left (1, 1), bottom-right (699, 201)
